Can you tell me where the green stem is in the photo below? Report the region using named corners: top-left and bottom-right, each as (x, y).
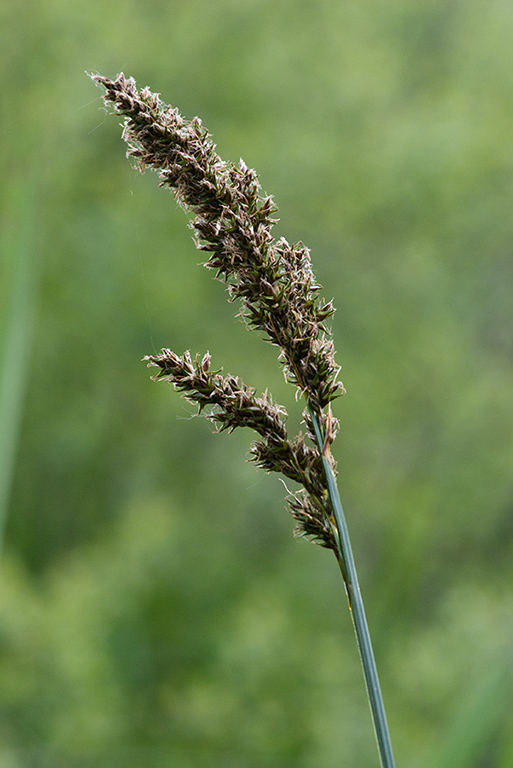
top-left (308, 404), bottom-right (396, 768)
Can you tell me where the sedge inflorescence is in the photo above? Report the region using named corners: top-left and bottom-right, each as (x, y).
top-left (92, 72), bottom-right (345, 552)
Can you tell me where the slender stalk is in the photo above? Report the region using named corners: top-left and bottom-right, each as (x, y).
top-left (308, 404), bottom-right (396, 768)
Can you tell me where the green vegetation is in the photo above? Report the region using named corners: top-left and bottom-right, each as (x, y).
top-left (2, 1), bottom-right (513, 765)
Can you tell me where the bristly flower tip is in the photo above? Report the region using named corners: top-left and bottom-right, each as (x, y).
top-left (94, 72), bottom-right (344, 549)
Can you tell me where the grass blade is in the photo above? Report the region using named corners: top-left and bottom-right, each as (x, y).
top-left (0, 179), bottom-right (37, 552)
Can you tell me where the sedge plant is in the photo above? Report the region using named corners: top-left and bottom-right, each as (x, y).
top-left (91, 72), bottom-right (396, 767)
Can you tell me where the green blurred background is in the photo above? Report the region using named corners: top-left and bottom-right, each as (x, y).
top-left (2, 0), bottom-right (513, 765)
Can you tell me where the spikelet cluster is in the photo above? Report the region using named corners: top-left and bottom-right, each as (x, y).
top-left (92, 72), bottom-right (344, 550)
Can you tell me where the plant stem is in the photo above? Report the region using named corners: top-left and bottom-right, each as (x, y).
top-left (308, 404), bottom-right (396, 768)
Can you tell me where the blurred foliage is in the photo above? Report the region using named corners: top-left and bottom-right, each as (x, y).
top-left (2, 0), bottom-right (513, 765)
